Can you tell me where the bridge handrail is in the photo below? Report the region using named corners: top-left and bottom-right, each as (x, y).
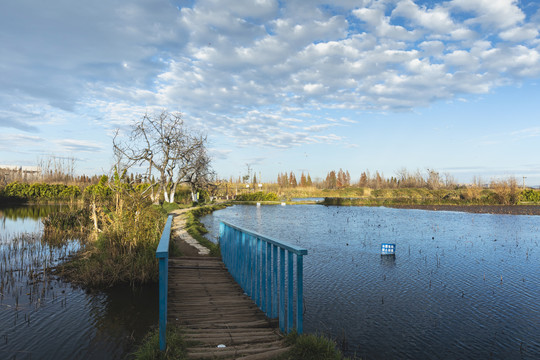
top-left (219, 221), bottom-right (307, 334)
top-left (156, 214), bottom-right (173, 351)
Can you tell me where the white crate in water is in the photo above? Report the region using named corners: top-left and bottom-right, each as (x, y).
top-left (381, 243), bottom-right (396, 255)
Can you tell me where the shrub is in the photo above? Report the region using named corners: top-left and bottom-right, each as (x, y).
top-left (1, 182), bottom-right (82, 200)
top-left (235, 191), bottom-right (279, 201)
top-left (490, 178), bottom-right (520, 205)
top-left (521, 189), bottom-right (540, 202)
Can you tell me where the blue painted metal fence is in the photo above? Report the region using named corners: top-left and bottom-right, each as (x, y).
top-left (219, 221), bottom-right (308, 334)
top-left (156, 214), bottom-right (173, 351)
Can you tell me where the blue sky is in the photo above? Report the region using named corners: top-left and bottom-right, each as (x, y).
top-left (1, 0), bottom-right (539, 185)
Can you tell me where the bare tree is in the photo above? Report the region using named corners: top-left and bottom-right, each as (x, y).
top-left (38, 155), bottom-right (77, 183)
top-left (173, 141), bottom-right (215, 202)
top-left (426, 169), bottom-right (441, 190)
top-left (113, 110), bottom-right (212, 204)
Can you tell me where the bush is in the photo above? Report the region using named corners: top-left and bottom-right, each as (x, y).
top-left (489, 178), bottom-right (520, 205)
top-left (1, 182), bottom-right (82, 200)
top-left (521, 189), bottom-right (540, 202)
top-left (235, 191), bottom-right (279, 201)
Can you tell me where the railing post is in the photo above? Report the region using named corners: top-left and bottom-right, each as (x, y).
top-left (158, 256), bottom-right (168, 350)
top-left (266, 242), bottom-right (272, 316)
top-left (156, 215), bottom-right (173, 352)
top-left (261, 239), bottom-right (267, 313)
top-left (246, 234), bottom-right (253, 297)
top-left (279, 247), bottom-right (285, 332)
top-left (241, 232), bottom-right (247, 290)
top-left (296, 254), bottom-right (304, 334)
top-left (251, 235), bottom-right (256, 298)
top-left (255, 238), bottom-right (261, 307)
top-left (272, 244), bottom-right (278, 319)
top-left (287, 251), bottom-right (293, 333)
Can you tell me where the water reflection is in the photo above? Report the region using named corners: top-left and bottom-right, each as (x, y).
top-left (379, 254), bottom-right (396, 267)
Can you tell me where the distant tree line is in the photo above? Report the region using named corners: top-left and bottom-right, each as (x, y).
top-left (277, 172), bottom-right (313, 188)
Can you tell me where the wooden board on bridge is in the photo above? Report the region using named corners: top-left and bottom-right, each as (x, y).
top-left (168, 257), bottom-right (290, 359)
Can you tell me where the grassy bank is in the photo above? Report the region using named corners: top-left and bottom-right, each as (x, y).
top-left (51, 203), bottom-right (166, 288)
top-left (317, 186), bottom-right (539, 206)
top-left (133, 327), bottom-right (352, 360)
top-left (132, 326), bottom-right (189, 360)
top-left (278, 332), bottom-right (354, 360)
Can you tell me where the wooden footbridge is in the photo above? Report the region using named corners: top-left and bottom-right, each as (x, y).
top-left (156, 215), bottom-right (308, 359)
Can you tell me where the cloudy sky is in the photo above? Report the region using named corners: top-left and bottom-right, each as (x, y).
top-left (1, 0), bottom-right (540, 184)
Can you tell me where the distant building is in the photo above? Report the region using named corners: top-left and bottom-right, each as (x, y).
top-left (0, 165), bottom-right (42, 184)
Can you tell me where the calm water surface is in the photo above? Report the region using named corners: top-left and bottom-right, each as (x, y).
top-left (0, 206), bottom-right (157, 360)
top-left (201, 204), bottom-right (540, 359)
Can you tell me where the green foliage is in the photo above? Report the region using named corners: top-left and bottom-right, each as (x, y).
top-left (132, 325), bottom-right (188, 360)
top-left (159, 201), bottom-right (182, 214)
top-left (235, 191), bottom-right (279, 201)
top-left (1, 182), bottom-right (82, 201)
top-left (277, 332), bottom-right (351, 360)
top-left (83, 175), bottom-right (113, 199)
top-left (520, 189), bottom-right (540, 202)
top-left (174, 187), bottom-right (193, 205)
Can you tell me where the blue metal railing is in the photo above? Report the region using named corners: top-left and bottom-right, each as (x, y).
top-left (219, 221), bottom-right (308, 334)
top-left (156, 214), bottom-right (173, 351)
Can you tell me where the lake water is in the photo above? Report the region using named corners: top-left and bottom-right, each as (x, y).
top-left (0, 206), bottom-right (157, 360)
top-left (201, 204), bottom-right (540, 359)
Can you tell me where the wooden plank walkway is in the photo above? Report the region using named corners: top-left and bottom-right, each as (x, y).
top-left (168, 257), bottom-right (289, 359)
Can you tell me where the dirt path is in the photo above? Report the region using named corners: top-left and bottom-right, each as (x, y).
top-left (169, 208), bottom-right (210, 257)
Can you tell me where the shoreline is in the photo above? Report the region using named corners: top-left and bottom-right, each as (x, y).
top-left (387, 204), bottom-right (540, 216)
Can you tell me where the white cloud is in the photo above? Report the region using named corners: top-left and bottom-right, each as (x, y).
top-left (499, 25), bottom-right (539, 41)
top-left (393, 0), bottom-right (456, 34)
top-left (54, 139), bottom-right (104, 153)
top-left (450, 0), bottom-right (525, 29)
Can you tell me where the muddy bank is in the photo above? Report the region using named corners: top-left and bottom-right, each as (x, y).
top-left (388, 204), bottom-right (540, 216)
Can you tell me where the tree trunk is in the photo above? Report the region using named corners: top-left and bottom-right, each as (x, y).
top-left (91, 201), bottom-right (100, 232)
top-left (169, 181), bottom-right (179, 203)
top-left (164, 189), bottom-right (170, 203)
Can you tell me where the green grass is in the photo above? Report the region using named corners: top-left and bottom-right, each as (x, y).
top-left (275, 332), bottom-right (354, 360)
top-left (132, 325), bottom-right (189, 360)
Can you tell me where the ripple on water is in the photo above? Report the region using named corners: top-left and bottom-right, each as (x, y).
top-left (202, 205), bottom-right (540, 359)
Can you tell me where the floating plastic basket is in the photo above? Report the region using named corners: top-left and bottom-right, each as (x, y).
top-left (381, 243), bottom-right (396, 255)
